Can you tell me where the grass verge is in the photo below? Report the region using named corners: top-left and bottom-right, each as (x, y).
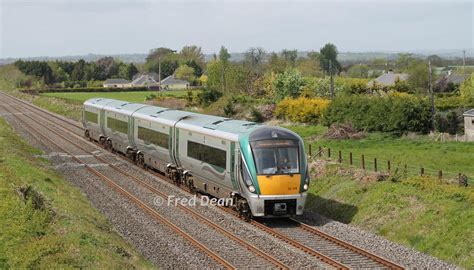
top-left (41, 90), bottom-right (198, 103)
top-left (0, 118), bottom-right (153, 268)
top-left (306, 164), bottom-right (473, 268)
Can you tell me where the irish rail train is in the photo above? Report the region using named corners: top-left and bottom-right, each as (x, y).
top-left (83, 98), bottom-right (309, 218)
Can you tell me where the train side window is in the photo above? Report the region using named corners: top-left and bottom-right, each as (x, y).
top-left (85, 111), bottom-right (98, 124)
top-left (138, 126), bottom-right (169, 149)
top-left (188, 141), bottom-right (226, 170)
top-left (107, 117), bottom-right (128, 134)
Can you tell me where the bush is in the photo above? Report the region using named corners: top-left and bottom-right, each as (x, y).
top-left (223, 98), bottom-right (236, 117)
top-left (250, 107), bottom-right (264, 123)
top-left (275, 97), bottom-right (330, 124)
top-left (323, 93), bottom-right (432, 135)
top-left (196, 88), bottom-right (223, 106)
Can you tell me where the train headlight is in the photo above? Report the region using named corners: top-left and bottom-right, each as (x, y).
top-left (303, 183), bottom-right (309, 191)
top-left (248, 185), bottom-right (256, 193)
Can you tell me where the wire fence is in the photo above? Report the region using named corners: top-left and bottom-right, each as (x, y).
top-left (308, 145), bottom-right (472, 186)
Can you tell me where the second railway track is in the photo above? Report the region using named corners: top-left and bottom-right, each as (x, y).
top-left (0, 92), bottom-right (405, 269)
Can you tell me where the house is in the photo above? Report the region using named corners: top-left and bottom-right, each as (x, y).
top-left (368, 71), bottom-right (409, 87)
top-left (463, 109), bottom-right (474, 142)
top-left (435, 71), bottom-right (470, 92)
top-left (103, 78), bottom-right (130, 88)
top-left (159, 75), bottom-right (190, 90)
top-left (130, 74), bottom-right (159, 88)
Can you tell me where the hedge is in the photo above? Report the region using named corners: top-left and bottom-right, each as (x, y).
top-left (323, 93), bottom-right (432, 135)
top-left (275, 97), bottom-right (330, 124)
top-left (31, 87), bottom-right (153, 93)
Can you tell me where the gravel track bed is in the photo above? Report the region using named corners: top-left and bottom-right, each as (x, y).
top-left (57, 158), bottom-right (217, 269)
top-left (96, 165), bottom-right (277, 269)
top-left (2, 94), bottom-right (458, 269)
top-left (1, 110), bottom-right (219, 269)
top-left (263, 219), bottom-right (384, 269)
top-left (297, 213), bottom-right (459, 269)
top-left (2, 100), bottom-right (332, 269)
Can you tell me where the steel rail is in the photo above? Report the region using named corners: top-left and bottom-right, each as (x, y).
top-left (2, 92), bottom-right (405, 269)
top-left (0, 102), bottom-right (236, 270)
top-left (1, 97), bottom-right (289, 270)
top-left (290, 218), bottom-right (403, 269)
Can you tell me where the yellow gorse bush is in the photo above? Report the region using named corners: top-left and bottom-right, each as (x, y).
top-left (275, 97), bottom-right (330, 123)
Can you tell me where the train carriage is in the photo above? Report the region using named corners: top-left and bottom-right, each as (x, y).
top-left (83, 98), bottom-right (309, 218)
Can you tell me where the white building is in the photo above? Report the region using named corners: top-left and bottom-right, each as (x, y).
top-left (159, 75), bottom-right (190, 90)
top-left (463, 109), bottom-right (474, 142)
top-left (103, 78), bottom-right (130, 88)
top-left (130, 74), bottom-right (159, 88)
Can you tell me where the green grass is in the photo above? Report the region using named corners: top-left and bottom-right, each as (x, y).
top-left (306, 166), bottom-right (474, 268)
top-left (41, 90), bottom-right (198, 103)
top-left (0, 118), bottom-right (154, 269)
top-left (285, 125), bottom-right (474, 179)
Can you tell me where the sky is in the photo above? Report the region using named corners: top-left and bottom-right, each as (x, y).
top-left (0, 0), bottom-right (473, 58)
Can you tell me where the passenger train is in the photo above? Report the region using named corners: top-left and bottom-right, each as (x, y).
top-left (83, 98), bottom-right (309, 218)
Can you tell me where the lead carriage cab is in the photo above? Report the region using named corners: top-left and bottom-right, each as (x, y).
top-left (243, 127), bottom-right (307, 217)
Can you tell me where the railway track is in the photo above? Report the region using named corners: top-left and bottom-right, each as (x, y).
top-left (0, 95), bottom-right (290, 270)
top-left (0, 92), bottom-right (405, 269)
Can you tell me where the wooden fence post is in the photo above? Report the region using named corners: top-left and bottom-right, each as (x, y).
top-left (328, 148), bottom-right (331, 158)
top-left (318, 146), bottom-right (322, 157)
top-left (349, 152), bottom-right (353, 165)
top-left (438, 170), bottom-right (443, 180)
top-left (404, 164), bottom-right (408, 178)
top-left (374, 158), bottom-right (377, 172)
top-left (309, 144), bottom-right (312, 157)
top-left (338, 150), bottom-right (342, 163)
top-left (420, 167), bottom-right (424, 176)
top-left (361, 155), bottom-right (365, 170)
top-left (387, 160), bottom-right (391, 172)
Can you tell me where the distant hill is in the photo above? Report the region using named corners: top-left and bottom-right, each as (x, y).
top-left (1, 49), bottom-right (472, 65)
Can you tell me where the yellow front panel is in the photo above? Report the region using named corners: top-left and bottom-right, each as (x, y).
top-left (257, 174), bottom-right (301, 195)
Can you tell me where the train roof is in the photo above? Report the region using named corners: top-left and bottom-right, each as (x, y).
top-left (84, 98), bottom-right (264, 140)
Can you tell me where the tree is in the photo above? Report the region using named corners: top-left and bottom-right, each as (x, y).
top-left (145, 47), bottom-right (177, 84)
top-left (406, 60), bottom-right (431, 93)
top-left (297, 58), bottom-right (322, 77)
top-left (71, 59), bottom-right (86, 81)
top-left (267, 52), bottom-right (286, 73)
top-left (96, 57), bottom-right (119, 80)
top-left (273, 68), bottom-right (305, 101)
top-left (396, 53), bottom-right (416, 71)
top-left (175, 64), bottom-right (196, 82)
top-left (219, 46), bottom-right (231, 93)
top-left (118, 63), bottom-right (138, 80)
top-left (281, 49), bottom-right (298, 67)
top-left (319, 43), bottom-right (340, 75)
top-left (347, 64), bottom-right (369, 78)
top-left (180, 45), bottom-right (205, 70)
top-left (244, 47), bottom-right (266, 94)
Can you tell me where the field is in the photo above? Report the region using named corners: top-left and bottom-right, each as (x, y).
top-left (285, 125), bottom-right (474, 179)
top-left (0, 118), bottom-right (152, 268)
top-left (41, 90), bottom-right (197, 103)
top-left (284, 125), bottom-right (474, 267)
top-left (306, 168), bottom-right (473, 268)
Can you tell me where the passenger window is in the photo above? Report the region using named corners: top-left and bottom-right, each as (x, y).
top-left (188, 141), bottom-right (227, 170)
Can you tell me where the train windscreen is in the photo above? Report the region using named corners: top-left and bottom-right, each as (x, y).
top-left (250, 140), bottom-right (299, 175)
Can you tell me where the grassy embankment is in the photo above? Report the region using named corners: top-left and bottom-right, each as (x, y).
top-left (0, 118), bottom-right (153, 268)
top-left (286, 125), bottom-right (474, 268)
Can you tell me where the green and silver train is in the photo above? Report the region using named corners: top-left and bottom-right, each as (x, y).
top-left (83, 98), bottom-right (309, 218)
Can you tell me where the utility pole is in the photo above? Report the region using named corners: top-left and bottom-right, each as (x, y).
top-left (428, 61), bottom-right (435, 131)
top-left (329, 60), bottom-right (334, 99)
top-left (463, 49), bottom-right (466, 73)
top-left (158, 60), bottom-right (162, 90)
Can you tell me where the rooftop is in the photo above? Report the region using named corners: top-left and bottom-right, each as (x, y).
top-left (370, 72), bottom-right (409, 86)
top-left (160, 75), bottom-right (190, 85)
top-left (464, 109), bottom-right (474, 117)
top-left (104, 78), bottom-right (129, 84)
